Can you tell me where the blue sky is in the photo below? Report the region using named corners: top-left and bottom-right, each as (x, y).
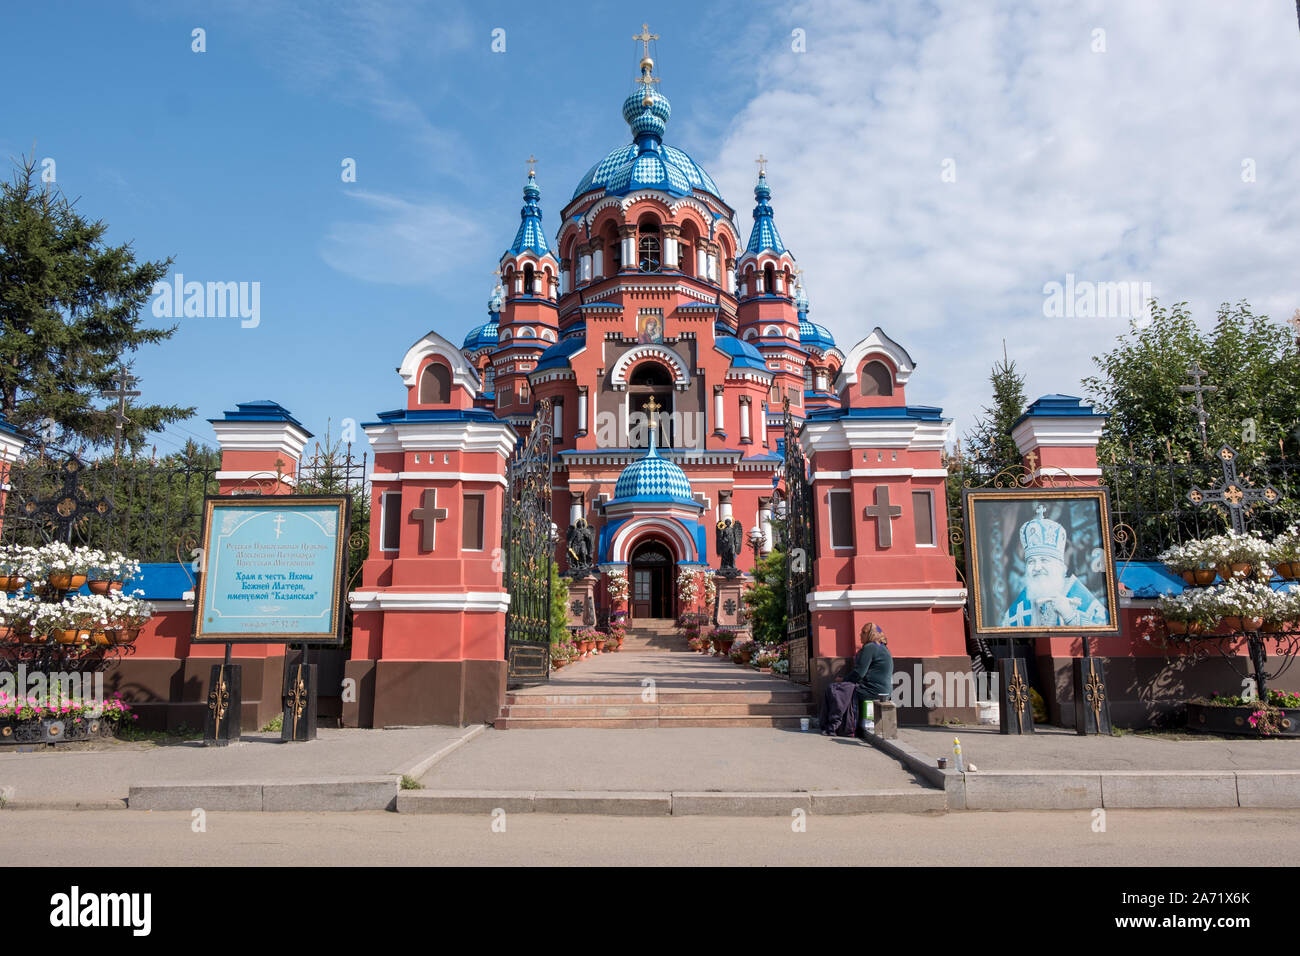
top-left (3, 0), bottom-right (1299, 457)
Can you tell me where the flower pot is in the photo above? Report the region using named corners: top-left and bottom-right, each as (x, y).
top-left (1260, 619), bottom-right (1286, 634)
top-left (87, 580), bottom-right (113, 595)
top-left (0, 576), bottom-right (24, 592)
top-left (91, 631), bottom-right (110, 647)
top-left (1219, 615), bottom-right (1263, 632)
top-left (54, 629), bottom-right (79, 645)
top-left (47, 573), bottom-right (87, 591)
top-left (717, 639), bottom-right (735, 655)
top-left (17, 629), bottom-right (41, 645)
top-left (1274, 561), bottom-right (1300, 581)
top-left (1192, 567), bottom-right (1218, 587)
top-left (1215, 563), bottom-right (1253, 582)
top-left (1166, 619), bottom-right (1193, 635)
top-left (107, 628), bottom-right (139, 645)
top-left (552, 657), bottom-right (567, 670)
top-left (109, 581), bottom-right (123, 592)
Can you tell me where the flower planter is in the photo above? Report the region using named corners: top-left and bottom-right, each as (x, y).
top-left (47, 573), bottom-right (87, 592)
top-left (1166, 619), bottom-right (1195, 636)
top-left (1215, 563), bottom-right (1253, 582)
top-left (0, 576), bottom-right (24, 592)
top-left (1275, 561), bottom-right (1300, 581)
top-left (106, 628), bottom-right (140, 645)
top-left (1187, 700), bottom-right (1300, 737)
top-left (1221, 615), bottom-right (1264, 633)
top-left (715, 639), bottom-right (735, 655)
top-left (87, 579), bottom-right (113, 595)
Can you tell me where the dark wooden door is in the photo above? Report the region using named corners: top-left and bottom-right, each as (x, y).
top-left (633, 568), bottom-right (653, 618)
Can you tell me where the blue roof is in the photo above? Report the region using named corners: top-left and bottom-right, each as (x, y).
top-left (744, 171), bottom-right (786, 255)
top-left (571, 85), bottom-right (723, 201)
top-left (209, 400), bottom-right (311, 436)
top-left (364, 408), bottom-right (506, 427)
top-left (806, 405), bottom-right (947, 423)
top-left (0, 414), bottom-right (24, 440)
top-left (507, 171), bottom-right (554, 258)
top-left (610, 434), bottom-right (696, 507)
top-left (798, 317), bottom-right (836, 351)
top-left (1012, 394), bottom-right (1106, 429)
top-left (714, 334), bottom-right (769, 371)
top-left (462, 314), bottom-right (499, 351)
top-left (534, 338), bottom-right (586, 372)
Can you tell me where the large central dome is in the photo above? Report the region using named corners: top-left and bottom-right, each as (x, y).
top-left (571, 79), bottom-right (723, 201)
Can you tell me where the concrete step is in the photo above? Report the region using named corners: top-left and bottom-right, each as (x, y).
top-left (493, 715), bottom-right (812, 729)
top-left (505, 691), bottom-right (811, 705)
top-left (501, 701), bottom-right (812, 719)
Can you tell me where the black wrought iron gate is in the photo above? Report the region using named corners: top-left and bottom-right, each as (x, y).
top-left (504, 400), bottom-right (555, 687)
top-left (783, 399), bottom-right (813, 685)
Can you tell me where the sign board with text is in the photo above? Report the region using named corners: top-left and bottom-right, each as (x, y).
top-left (192, 495), bottom-right (351, 644)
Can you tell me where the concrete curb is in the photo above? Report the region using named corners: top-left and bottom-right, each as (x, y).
top-left (389, 724), bottom-right (487, 780)
top-left (128, 776), bottom-right (399, 812)
top-left (861, 733), bottom-right (1300, 810)
top-left (396, 788), bottom-right (945, 815)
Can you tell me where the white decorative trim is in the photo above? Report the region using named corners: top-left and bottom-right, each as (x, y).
top-left (369, 471), bottom-right (506, 486)
top-left (801, 417), bottom-right (952, 453)
top-left (209, 421), bottom-right (312, 462)
top-left (364, 420), bottom-right (517, 459)
top-left (214, 469), bottom-right (297, 486)
top-left (1011, 416), bottom-right (1105, 454)
top-left (609, 516), bottom-right (698, 563)
top-left (348, 590), bottom-right (512, 613)
top-left (151, 598), bottom-right (194, 612)
top-left (398, 329), bottom-right (481, 393)
top-left (806, 587), bottom-right (967, 611)
top-left (0, 431), bottom-right (26, 463)
top-left (835, 327), bottom-right (916, 393)
top-left (609, 345), bottom-right (689, 390)
top-left (811, 467), bottom-right (949, 481)
top-left (1027, 466), bottom-right (1103, 481)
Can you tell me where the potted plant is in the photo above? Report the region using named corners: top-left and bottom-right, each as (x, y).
top-left (1261, 587), bottom-right (1300, 634)
top-left (1203, 531), bottom-right (1272, 583)
top-left (1156, 587), bottom-right (1217, 635)
top-left (1157, 539), bottom-right (1218, 586)
top-left (38, 543), bottom-right (96, 592)
top-left (1188, 688), bottom-right (1300, 737)
top-left (605, 569), bottom-right (629, 611)
top-left (0, 545), bottom-right (36, 592)
top-left (88, 551), bottom-right (140, 594)
top-left (1270, 526), bottom-right (1300, 581)
top-left (1212, 579), bottom-right (1274, 632)
top-left (710, 626), bottom-right (737, 656)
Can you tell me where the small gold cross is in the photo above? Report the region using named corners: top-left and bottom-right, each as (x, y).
top-left (642, 396), bottom-right (662, 416)
top-left (526, 154), bottom-right (537, 175)
top-left (755, 154), bottom-right (768, 175)
top-left (633, 23), bottom-right (658, 57)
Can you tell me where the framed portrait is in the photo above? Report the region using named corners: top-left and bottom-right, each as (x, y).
top-left (192, 495), bottom-right (351, 645)
top-left (963, 487), bottom-right (1121, 638)
top-left (637, 310), bottom-right (664, 344)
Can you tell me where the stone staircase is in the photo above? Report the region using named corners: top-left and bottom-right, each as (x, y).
top-left (494, 689), bottom-right (816, 729)
top-left (619, 619), bottom-right (689, 653)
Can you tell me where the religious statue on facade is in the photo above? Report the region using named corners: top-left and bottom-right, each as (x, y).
top-left (715, 516), bottom-right (744, 578)
top-left (566, 517), bottom-right (596, 577)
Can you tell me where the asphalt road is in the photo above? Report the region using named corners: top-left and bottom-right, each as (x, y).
top-left (2, 808), bottom-right (1298, 866)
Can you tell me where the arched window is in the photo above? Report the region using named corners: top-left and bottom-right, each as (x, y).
top-left (743, 328), bottom-right (758, 342)
top-left (804, 365), bottom-right (814, 388)
top-left (763, 325), bottom-right (782, 338)
top-left (860, 360), bottom-right (894, 397)
top-left (483, 366), bottom-right (495, 393)
top-left (763, 264), bottom-right (776, 295)
top-left (540, 329), bottom-right (555, 342)
top-left (638, 221), bottom-right (661, 273)
top-left (419, 362), bottom-right (452, 405)
top-left (518, 326), bottom-right (536, 340)
top-left (523, 264), bottom-right (535, 295)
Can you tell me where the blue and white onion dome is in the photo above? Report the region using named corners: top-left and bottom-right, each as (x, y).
top-left (611, 428), bottom-right (695, 505)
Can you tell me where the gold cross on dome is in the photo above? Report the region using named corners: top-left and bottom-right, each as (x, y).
top-left (634, 23), bottom-right (658, 57)
top-left (755, 154), bottom-right (768, 175)
top-left (526, 154), bottom-right (537, 175)
top-left (642, 396), bottom-right (662, 416)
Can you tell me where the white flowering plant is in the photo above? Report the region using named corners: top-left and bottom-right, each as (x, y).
top-left (604, 568), bottom-right (629, 602)
top-left (1157, 538), bottom-right (1221, 572)
top-left (86, 550), bottom-right (141, 583)
top-left (1270, 525), bottom-right (1300, 565)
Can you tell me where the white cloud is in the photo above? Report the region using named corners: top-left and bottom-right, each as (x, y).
top-left (319, 189), bottom-right (486, 284)
top-left (705, 0), bottom-right (1300, 438)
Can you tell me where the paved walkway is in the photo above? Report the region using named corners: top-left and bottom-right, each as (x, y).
top-left (900, 725), bottom-right (1300, 772)
top-left (419, 727), bottom-right (918, 792)
top-left (0, 727), bottom-right (474, 808)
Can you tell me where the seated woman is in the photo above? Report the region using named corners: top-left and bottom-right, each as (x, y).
top-left (846, 623), bottom-right (893, 718)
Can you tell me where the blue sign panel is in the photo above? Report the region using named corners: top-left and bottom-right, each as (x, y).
top-left (193, 496), bottom-right (350, 643)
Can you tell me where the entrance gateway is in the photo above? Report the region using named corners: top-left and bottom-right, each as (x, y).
top-left (629, 539), bottom-right (674, 619)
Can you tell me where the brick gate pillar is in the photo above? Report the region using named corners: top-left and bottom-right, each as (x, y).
top-left (1009, 394), bottom-right (1109, 725)
top-left (209, 400), bottom-right (312, 495)
top-left (183, 399), bottom-right (316, 729)
top-left (345, 331), bottom-right (516, 728)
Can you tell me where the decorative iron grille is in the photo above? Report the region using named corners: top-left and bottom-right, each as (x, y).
top-left (504, 401), bottom-right (554, 687)
top-left (783, 398), bottom-right (813, 685)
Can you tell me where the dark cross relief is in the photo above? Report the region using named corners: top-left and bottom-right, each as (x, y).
top-left (411, 489), bottom-right (449, 552)
top-left (22, 456), bottom-right (112, 542)
top-left (1178, 361), bottom-right (1217, 447)
top-left (1188, 445), bottom-right (1280, 535)
top-left (99, 367), bottom-right (140, 460)
top-left (863, 485), bottom-right (902, 548)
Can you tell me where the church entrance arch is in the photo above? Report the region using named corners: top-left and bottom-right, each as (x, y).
top-left (629, 537), bottom-right (676, 620)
